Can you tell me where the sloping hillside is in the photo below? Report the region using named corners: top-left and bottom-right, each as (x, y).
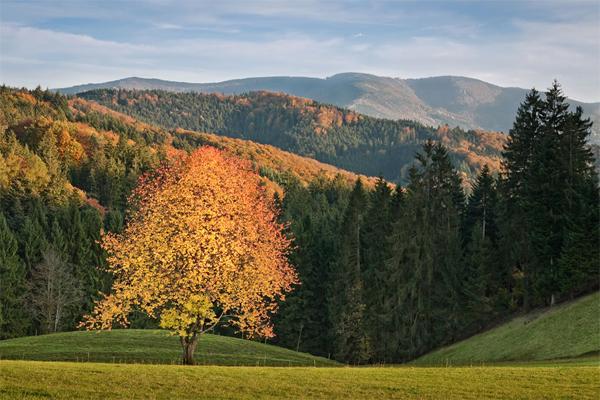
top-left (413, 292), bottom-right (600, 365)
top-left (55, 73), bottom-right (600, 143)
top-left (68, 97), bottom-right (378, 190)
top-left (77, 89), bottom-right (506, 183)
top-left (0, 329), bottom-right (339, 366)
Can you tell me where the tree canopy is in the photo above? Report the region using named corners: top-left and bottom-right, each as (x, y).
top-left (82, 147), bottom-right (297, 364)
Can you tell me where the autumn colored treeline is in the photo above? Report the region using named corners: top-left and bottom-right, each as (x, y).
top-left (0, 84), bottom-right (597, 366)
top-left (78, 89), bottom-right (505, 183)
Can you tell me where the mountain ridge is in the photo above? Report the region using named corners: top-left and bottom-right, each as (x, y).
top-left (55, 73), bottom-right (600, 143)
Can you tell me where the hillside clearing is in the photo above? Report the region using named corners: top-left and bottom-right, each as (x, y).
top-left (414, 291), bottom-right (600, 365)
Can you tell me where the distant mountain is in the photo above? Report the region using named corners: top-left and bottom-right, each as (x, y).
top-left (56, 73), bottom-right (600, 143)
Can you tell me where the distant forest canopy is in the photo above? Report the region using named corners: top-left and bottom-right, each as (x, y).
top-left (0, 83), bottom-right (598, 366)
top-left (77, 89), bottom-right (506, 184)
top-left (54, 73), bottom-right (600, 146)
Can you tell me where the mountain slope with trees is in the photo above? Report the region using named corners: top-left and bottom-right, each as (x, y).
top-left (1, 82), bottom-right (597, 368)
top-left (77, 89), bottom-right (506, 183)
top-left (56, 73), bottom-right (600, 143)
top-left (272, 82), bottom-right (598, 363)
top-left (0, 86), bottom-right (375, 341)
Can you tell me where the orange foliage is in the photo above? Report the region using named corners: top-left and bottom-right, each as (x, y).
top-left (15, 92), bottom-right (37, 105)
top-left (82, 147), bottom-right (298, 341)
top-left (229, 92), bottom-right (360, 135)
top-left (174, 128), bottom-right (380, 189)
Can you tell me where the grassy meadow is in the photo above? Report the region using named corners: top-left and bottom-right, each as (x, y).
top-left (414, 291), bottom-right (600, 366)
top-left (1, 360), bottom-right (598, 400)
top-left (1, 296), bottom-right (598, 399)
top-left (0, 329), bottom-right (337, 367)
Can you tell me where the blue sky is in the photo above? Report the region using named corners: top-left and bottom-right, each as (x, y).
top-left (1, 0), bottom-right (598, 101)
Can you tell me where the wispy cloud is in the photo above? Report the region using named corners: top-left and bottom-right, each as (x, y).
top-left (154, 22), bottom-right (183, 30)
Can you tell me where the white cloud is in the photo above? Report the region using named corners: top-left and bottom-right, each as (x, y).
top-left (0, 8), bottom-right (598, 102)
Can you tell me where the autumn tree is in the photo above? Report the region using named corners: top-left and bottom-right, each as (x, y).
top-left (82, 147), bottom-right (297, 365)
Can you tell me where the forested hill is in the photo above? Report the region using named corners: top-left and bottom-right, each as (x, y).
top-left (56, 73), bottom-right (600, 144)
top-left (77, 89), bottom-right (506, 183)
top-left (0, 85), bottom-right (376, 340)
top-left (68, 97), bottom-right (378, 190)
top-left (0, 86), bottom-right (375, 203)
top-left (1, 84), bottom-right (598, 367)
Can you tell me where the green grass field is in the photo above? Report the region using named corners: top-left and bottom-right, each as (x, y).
top-left (1, 293), bottom-right (599, 399)
top-left (0, 329), bottom-right (338, 367)
top-left (1, 360), bottom-right (598, 399)
top-left (415, 291), bottom-right (600, 366)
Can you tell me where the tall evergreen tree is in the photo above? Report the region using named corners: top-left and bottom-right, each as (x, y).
top-left (500, 88), bottom-right (543, 308)
top-left (19, 215), bottom-right (46, 275)
top-left (387, 141), bottom-right (465, 360)
top-left (501, 82), bottom-right (599, 306)
top-left (0, 213), bottom-right (29, 338)
top-left (556, 103), bottom-right (600, 297)
top-left (274, 176), bottom-right (349, 358)
top-left (329, 179), bottom-right (371, 363)
top-left (464, 165), bottom-right (498, 245)
top-left (361, 177), bottom-right (394, 362)
top-left (462, 166), bottom-right (509, 330)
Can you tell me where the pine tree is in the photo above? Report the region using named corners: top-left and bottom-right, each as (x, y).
top-left (500, 88), bottom-right (543, 309)
top-left (528, 82), bottom-right (570, 304)
top-left (330, 179), bottom-right (371, 363)
top-left (464, 165), bottom-right (498, 245)
top-left (361, 177), bottom-right (394, 362)
top-left (556, 103), bottom-right (600, 297)
top-left (386, 166), bottom-right (433, 360)
top-left (501, 81), bottom-right (600, 306)
top-left (63, 204), bottom-right (101, 316)
top-left (0, 213), bottom-right (29, 338)
top-left (463, 166), bottom-right (507, 327)
top-left (463, 223), bottom-right (496, 332)
top-left (274, 177), bottom-right (348, 358)
top-left (19, 216), bottom-right (46, 275)
top-left (387, 142), bottom-right (465, 360)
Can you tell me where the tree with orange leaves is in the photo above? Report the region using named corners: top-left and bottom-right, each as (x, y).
top-left (81, 146), bottom-right (297, 365)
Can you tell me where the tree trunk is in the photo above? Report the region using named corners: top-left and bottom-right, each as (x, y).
top-left (296, 323), bottom-right (303, 352)
top-left (180, 335), bottom-right (199, 365)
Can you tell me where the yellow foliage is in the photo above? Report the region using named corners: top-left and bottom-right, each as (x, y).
top-left (82, 147), bottom-right (298, 340)
top-left (159, 295), bottom-right (216, 338)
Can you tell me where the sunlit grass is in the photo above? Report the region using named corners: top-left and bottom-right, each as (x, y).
top-left (0, 329), bottom-right (338, 367)
top-left (1, 360), bottom-right (598, 400)
top-left (415, 291), bottom-right (600, 366)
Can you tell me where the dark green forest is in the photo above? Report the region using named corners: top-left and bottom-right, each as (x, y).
top-left (78, 89), bottom-right (505, 183)
top-left (0, 83), bottom-right (597, 364)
